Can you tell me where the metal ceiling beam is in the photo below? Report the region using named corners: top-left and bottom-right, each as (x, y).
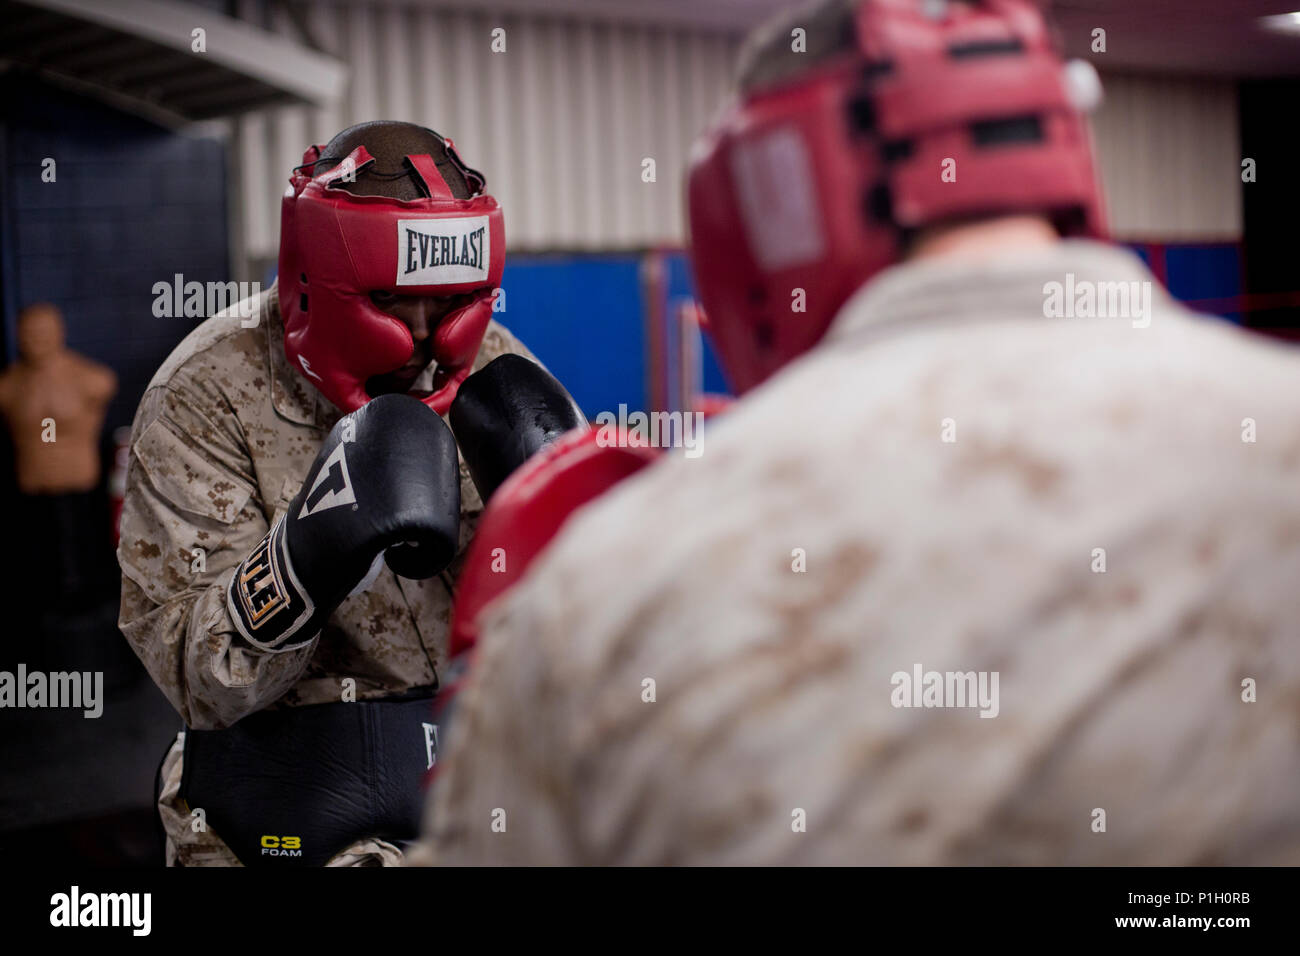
top-left (1, 0), bottom-right (348, 119)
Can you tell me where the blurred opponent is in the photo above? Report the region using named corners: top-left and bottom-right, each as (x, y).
top-left (422, 0), bottom-right (1300, 865)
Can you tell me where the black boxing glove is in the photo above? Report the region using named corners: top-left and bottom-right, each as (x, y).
top-left (449, 354), bottom-right (584, 502)
top-left (227, 393), bottom-right (460, 651)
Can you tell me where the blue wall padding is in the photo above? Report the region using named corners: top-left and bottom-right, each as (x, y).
top-left (663, 251), bottom-right (729, 396)
top-left (502, 243), bottom-right (1244, 414)
top-left (500, 252), bottom-right (729, 413)
top-left (1163, 244), bottom-right (1242, 324)
top-left (497, 254), bottom-right (646, 416)
top-left (1126, 244), bottom-right (1152, 269)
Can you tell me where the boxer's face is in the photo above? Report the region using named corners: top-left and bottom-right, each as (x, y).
top-left (317, 131), bottom-right (483, 398)
top-left (366, 290), bottom-right (480, 396)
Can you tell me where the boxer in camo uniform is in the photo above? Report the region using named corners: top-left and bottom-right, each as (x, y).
top-left (119, 122), bottom-right (558, 866)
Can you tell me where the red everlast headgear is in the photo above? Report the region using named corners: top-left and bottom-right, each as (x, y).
top-left (279, 135), bottom-right (505, 414)
top-left (687, 0), bottom-right (1107, 394)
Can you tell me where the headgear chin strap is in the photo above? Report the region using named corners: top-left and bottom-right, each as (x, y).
top-left (279, 137), bottom-right (505, 415)
top-left (688, 0), bottom-right (1107, 395)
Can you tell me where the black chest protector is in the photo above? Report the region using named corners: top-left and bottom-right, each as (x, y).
top-left (180, 692), bottom-right (439, 866)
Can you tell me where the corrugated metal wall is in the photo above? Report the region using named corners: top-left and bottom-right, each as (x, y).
top-left (1092, 73), bottom-right (1243, 242)
top-left (232, 0), bottom-right (738, 269)
top-left (229, 1), bottom-right (1244, 274)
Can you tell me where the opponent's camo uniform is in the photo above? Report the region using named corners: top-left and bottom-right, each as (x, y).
top-left (423, 242), bottom-right (1300, 865)
top-left (118, 283), bottom-right (541, 866)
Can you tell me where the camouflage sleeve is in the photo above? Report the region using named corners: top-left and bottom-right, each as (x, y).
top-left (117, 379), bottom-right (315, 730)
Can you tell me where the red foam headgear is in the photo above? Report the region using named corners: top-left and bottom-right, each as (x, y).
top-left (279, 136), bottom-right (505, 414)
top-left (688, 0), bottom-right (1107, 394)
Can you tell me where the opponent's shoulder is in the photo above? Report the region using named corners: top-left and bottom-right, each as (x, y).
top-left (1024, 293), bottom-right (1300, 420)
top-left (1153, 301), bottom-right (1300, 384)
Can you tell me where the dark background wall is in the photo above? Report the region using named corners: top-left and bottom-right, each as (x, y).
top-left (0, 72), bottom-right (229, 438)
top-left (1239, 78), bottom-right (1300, 342)
top-left (0, 73), bottom-right (230, 859)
